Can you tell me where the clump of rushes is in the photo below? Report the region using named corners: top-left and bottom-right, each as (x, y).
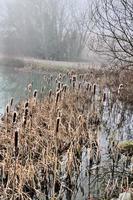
top-left (12, 111), bottom-right (17, 124)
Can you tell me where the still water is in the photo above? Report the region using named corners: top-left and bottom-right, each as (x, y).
top-left (0, 65), bottom-right (44, 114)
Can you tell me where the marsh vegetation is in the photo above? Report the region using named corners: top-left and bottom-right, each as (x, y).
top-left (0, 67), bottom-right (133, 200)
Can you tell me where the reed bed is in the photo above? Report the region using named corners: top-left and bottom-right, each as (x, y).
top-left (0, 68), bottom-right (133, 200)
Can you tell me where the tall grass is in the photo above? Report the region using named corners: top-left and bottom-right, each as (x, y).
top-left (0, 68), bottom-right (133, 200)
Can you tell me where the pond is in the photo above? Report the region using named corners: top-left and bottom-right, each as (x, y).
top-left (0, 65), bottom-right (53, 114)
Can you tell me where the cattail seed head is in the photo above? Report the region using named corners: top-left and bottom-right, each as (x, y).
top-left (119, 84), bottom-right (124, 89)
top-left (33, 90), bottom-right (37, 98)
top-left (49, 89), bottom-right (52, 102)
top-left (103, 93), bottom-right (106, 102)
top-left (14, 130), bottom-right (19, 149)
top-left (10, 98), bottom-right (14, 107)
top-left (24, 108), bottom-right (28, 116)
top-left (28, 83), bottom-right (32, 92)
top-left (55, 117), bottom-right (60, 134)
top-left (93, 84), bottom-right (96, 95)
top-left (6, 104), bottom-right (9, 114)
top-left (55, 91), bottom-right (60, 105)
top-left (72, 81), bottom-right (75, 89)
top-left (57, 82), bottom-right (61, 89)
top-left (14, 129), bottom-right (19, 157)
top-left (24, 101), bottom-right (29, 108)
top-left (13, 112), bottom-right (17, 123)
top-left (72, 75), bottom-right (77, 82)
top-left (78, 82), bottom-right (81, 90)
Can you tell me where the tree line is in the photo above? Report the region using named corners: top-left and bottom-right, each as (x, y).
top-left (0, 0), bottom-right (133, 66)
top-left (0, 0), bottom-right (90, 61)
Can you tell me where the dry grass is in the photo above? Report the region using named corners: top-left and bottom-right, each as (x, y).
top-left (0, 68), bottom-right (133, 200)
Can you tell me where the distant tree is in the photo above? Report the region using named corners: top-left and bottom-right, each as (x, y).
top-left (1, 0), bottom-right (90, 61)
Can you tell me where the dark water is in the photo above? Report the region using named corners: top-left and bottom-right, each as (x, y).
top-left (0, 65), bottom-right (45, 114)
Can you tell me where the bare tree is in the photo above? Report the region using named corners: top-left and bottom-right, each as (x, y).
top-left (1, 0), bottom-right (90, 61)
top-left (90, 0), bottom-right (133, 67)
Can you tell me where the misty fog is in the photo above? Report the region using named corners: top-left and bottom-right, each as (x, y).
top-left (0, 0), bottom-right (92, 62)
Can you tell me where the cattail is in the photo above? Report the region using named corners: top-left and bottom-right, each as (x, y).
top-left (70, 78), bottom-right (72, 84)
top-left (14, 130), bottom-right (19, 157)
top-left (33, 90), bottom-right (37, 98)
top-left (13, 112), bottom-right (17, 123)
top-left (58, 73), bottom-right (62, 80)
top-left (55, 117), bottom-right (60, 134)
top-left (118, 84), bottom-right (124, 94)
top-left (103, 93), bottom-right (106, 102)
top-left (57, 82), bottom-right (61, 90)
top-left (63, 84), bottom-right (67, 93)
top-left (89, 85), bottom-right (92, 91)
top-left (14, 130), bottom-right (19, 149)
top-left (24, 101), bottom-right (29, 108)
top-left (72, 75), bottom-right (77, 82)
top-left (28, 83), bottom-right (32, 92)
top-left (10, 98), bottom-right (14, 107)
top-left (24, 108), bottom-right (28, 116)
top-left (49, 89), bottom-right (52, 101)
top-left (72, 81), bottom-right (75, 89)
top-left (55, 91), bottom-right (60, 105)
top-left (78, 82), bottom-right (81, 90)
top-left (93, 84), bottom-right (96, 95)
top-left (6, 104), bottom-right (9, 114)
